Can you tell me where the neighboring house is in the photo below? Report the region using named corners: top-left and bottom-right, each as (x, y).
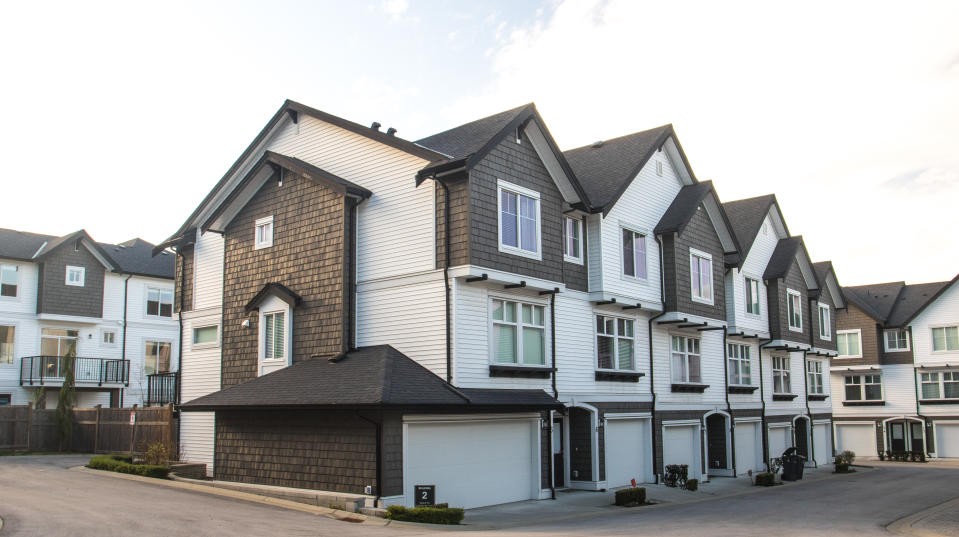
top-left (0, 228), bottom-right (177, 408)
top-left (833, 275), bottom-right (959, 458)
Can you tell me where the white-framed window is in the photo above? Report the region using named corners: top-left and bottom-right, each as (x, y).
top-left (192, 325), bottom-right (219, 346)
top-left (932, 325), bottom-right (959, 353)
top-left (146, 287), bottom-right (174, 318)
top-left (745, 277), bottom-right (760, 315)
top-left (596, 315), bottom-right (635, 371)
top-left (621, 227), bottom-right (647, 279)
top-left (491, 299), bottom-right (545, 365)
top-left (65, 265), bottom-right (85, 287)
top-left (0, 325), bottom-right (14, 364)
top-left (807, 360), bottom-right (824, 394)
top-left (263, 311), bottom-right (285, 360)
top-left (844, 374), bottom-right (882, 401)
top-left (497, 180), bottom-right (541, 259)
top-left (0, 264), bottom-right (18, 298)
top-left (101, 330), bottom-right (116, 346)
top-left (690, 249), bottom-right (713, 304)
top-left (254, 215), bottom-right (274, 250)
top-left (837, 329), bottom-right (862, 358)
top-left (563, 216), bottom-right (583, 264)
top-left (787, 289), bottom-right (802, 331)
top-left (144, 340), bottom-right (172, 376)
top-left (921, 372), bottom-right (959, 399)
top-left (772, 355), bottom-right (791, 394)
top-left (727, 343), bottom-right (751, 385)
top-left (884, 329), bottom-right (910, 352)
top-left (670, 335), bottom-right (701, 383)
top-left (818, 303), bottom-right (831, 340)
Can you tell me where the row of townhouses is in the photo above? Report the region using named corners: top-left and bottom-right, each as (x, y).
top-left (0, 229), bottom-right (177, 408)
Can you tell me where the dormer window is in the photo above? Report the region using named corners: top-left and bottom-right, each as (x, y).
top-left (563, 216), bottom-right (583, 264)
top-left (255, 215), bottom-right (274, 250)
top-left (65, 266), bottom-right (85, 287)
top-left (497, 180), bottom-right (540, 259)
top-left (787, 289), bottom-right (802, 331)
top-left (690, 249), bottom-right (713, 304)
top-left (247, 283), bottom-right (300, 376)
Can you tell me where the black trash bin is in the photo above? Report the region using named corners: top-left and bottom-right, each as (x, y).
top-left (780, 448), bottom-right (806, 481)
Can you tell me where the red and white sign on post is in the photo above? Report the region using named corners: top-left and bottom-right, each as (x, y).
top-left (129, 412), bottom-right (136, 426)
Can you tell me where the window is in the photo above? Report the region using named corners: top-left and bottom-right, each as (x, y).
top-left (621, 228), bottom-right (647, 279)
top-left (491, 299), bottom-right (545, 365)
top-left (65, 265), bottom-right (85, 287)
top-left (773, 356), bottom-right (791, 393)
top-left (146, 287), bottom-right (173, 318)
top-left (596, 315), bottom-right (635, 370)
top-left (690, 250), bottom-right (713, 303)
top-left (0, 394), bottom-right (9, 406)
top-left (0, 264), bottom-right (18, 297)
top-left (844, 374), bottom-right (882, 401)
top-left (254, 215), bottom-right (274, 250)
top-left (932, 326), bottom-right (959, 352)
top-left (837, 330), bottom-right (862, 358)
top-left (101, 330), bottom-right (116, 346)
top-left (727, 343), bottom-right (751, 385)
top-left (0, 326), bottom-right (14, 363)
top-left (193, 326), bottom-right (219, 346)
top-left (671, 335), bottom-right (702, 383)
top-left (884, 329), bottom-right (910, 352)
top-left (818, 304), bottom-right (831, 340)
top-left (787, 289), bottom-right (802, 331)
top-left (563, 216), bottom-right (583, 263)
top-left (745, 277), bottom-right (760, 315)
top-left (41, 328), bottom-right (78, 357)
top-left (263, 312), bottom-right (285, 360)
top-left (807, 360), bottom-right (824, 394)
top-left (144, 341), bottom-right (171, 375)
top-left (497, 181), bottom-right (540, 258)
top-left (921, 372), bottom-right (959, 399)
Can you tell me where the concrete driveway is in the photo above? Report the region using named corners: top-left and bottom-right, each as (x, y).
top-left (1, 455), bottom-right (957, 536)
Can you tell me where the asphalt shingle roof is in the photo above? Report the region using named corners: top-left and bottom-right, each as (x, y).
top-left (415, 104), bottom-right (531, 160)
top-left (722, 194), bottom-right (778, 252)
top-left (763, 236), bottom-right (804, 280)
top-left (886, 282), bottom-right (951, 326)
top-left (654, 181), bottom-right (716, 234)
top-left (844, 279), bottom-right (953, 326)
top-left (0, 228), bottom-right (54, 261)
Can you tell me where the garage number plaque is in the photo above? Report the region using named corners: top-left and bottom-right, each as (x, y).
top-left (414, 485), bottom-right (435, 506)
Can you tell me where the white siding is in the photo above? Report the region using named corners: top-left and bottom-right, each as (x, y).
top-left (193, 230), bottom-right (224, 310)
top-left (762, 350), bottom-right (807, 414)
top-left (0, 259), bottom-right (39, 315)
top-left (726, 212), bottom-right (783, 335)
top-left (727, 338), bottom-right (762, 407)
top-left (831, 364), bottom-right (916, 417)
top-left (910, 281), bottom-right (959, 367)
top-left (180, 309), bottom-right (222, 402)
top-left (180, 411), bottom-right (215, 477)
top-left (586, 215), bottom-right (603, 293)
top-left (653, 325), bottom-right (726, 407)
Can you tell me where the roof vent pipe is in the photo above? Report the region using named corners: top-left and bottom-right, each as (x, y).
top-left (387, 127), bottom-right (397, 136)
top-left (591, 140), bottom-right (604, 148)
top-left (371, 122), bottom-right (381, 131)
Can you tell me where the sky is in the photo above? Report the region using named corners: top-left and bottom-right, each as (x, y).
top-left (1, 0), bottom-right (957, 285)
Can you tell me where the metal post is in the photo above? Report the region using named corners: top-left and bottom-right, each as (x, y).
top-left (94, 405), bottom-right (101, 453)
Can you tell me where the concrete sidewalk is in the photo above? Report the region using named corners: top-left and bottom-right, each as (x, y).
top-left (889, 496), bottom-right (959, 537)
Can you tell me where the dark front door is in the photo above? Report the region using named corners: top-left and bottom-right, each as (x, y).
top-left (890, 422), bottom-right (906, 451)
top-left (795, 418), bottom-right (809, 458)
top-left (706, 414), bottom-right (727, 470)
top-left (553, 419), bottom-right (565, 487)
top-left (911, 422), bottom-right (925, 452)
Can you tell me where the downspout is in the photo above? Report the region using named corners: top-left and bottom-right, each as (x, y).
top-left (356, 413), bottom-right (382, 505)
top-left (758, 338), bottom-right (773, 472)
top-left (722, 326), bottom-right (737, 476)
top-left (439, 179), bottom-right (453, 383)
top-left (649, 235), bottom-right (668, 483)
top-left (804, 297), bottom-right (817, 467)
top-left (121, 273), bottom-right (133, 408)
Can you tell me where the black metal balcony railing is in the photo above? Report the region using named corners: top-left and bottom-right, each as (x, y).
top-left (146, 371), bottom-right (179, 406)
top-left (20, 356), bottom-right (130, 387)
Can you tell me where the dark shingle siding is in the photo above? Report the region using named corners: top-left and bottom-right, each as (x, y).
top-left (834, 303), bottom-right (881, 367)
top-left (434, 173), bottom-right (471, 268)
top-left (174, 246), bottom-right (194, 313)
top-left (663, 206), bottom-right (727, 320)
top-left (770, 259), bottom-right (809, 343)
top-left (36, 247), bottom-right (105, 318)
top-left (812, 281), bottom-right (837, 351)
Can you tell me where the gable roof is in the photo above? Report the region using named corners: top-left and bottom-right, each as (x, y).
top-left (843, 281), bottom-right (906, 321)
top-left (0, 228), bottom-right (55, 261)
top-left (763, 235), bottom-right (818, 290)
top-left (415, 104), bottom-right (530, 161)
top-left (245, 282), bottom-right (303, 313)
top-left (887, 280), bottom-right (953, 327)
top-left (563, 125), bottom-right (694, 214)
top-left (101, 238), bottom-right (175, 279)
top-left (33, 230), bottom-right (116, 271)
top-left (844, 276), bottom-right (957, 327)
top-left (722, 194), bottom-right (791, 265)
top-left (653, 180), bottom-right (742, 260)
top-left (181, 345), bottom-right (562, 411)
top-left (812, 261), bottom-right (846, 309)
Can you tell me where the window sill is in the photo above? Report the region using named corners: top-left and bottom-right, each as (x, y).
top-left (489, 365), bottom-right (554, 378)
top-left (772, 393), bottom-right (798, 401)
top-left (563, 255), bottom-right (584, 265)
top-left (671, 383), bottom-right (709, 393)
top-left (690, 296), bottom-right (714, 306)
top-left (727, 385), bottom-right (758, 394)
top-left (497, 245), bottom-right (542, 261)
top-left (807, 394), bottom-right (829, 401)
top-left (918, 399), bottom-right (959, 405)
top-left (788, 327), bottom-right (803, 333)
top-left (842, 400), bottom-right (885, 406)
top-left (595, 370), bottom-right (645, 383)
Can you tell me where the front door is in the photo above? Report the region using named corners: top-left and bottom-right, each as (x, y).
top-left (553, 419), bottom-right (565, 487)
top-left (794, 418), bottom-right (809, 458)
top-left (910, 422), bottom-right (924, 452)
top-left (706, 414), bottom-right (728, 470)
top-left (890, 422), bottom-right (906, 451)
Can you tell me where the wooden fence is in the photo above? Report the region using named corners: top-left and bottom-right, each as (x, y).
top-left (0, 404), bottom-right (177, 456)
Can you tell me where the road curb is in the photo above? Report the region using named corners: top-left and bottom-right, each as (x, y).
top-left (887, 496), bottom-right (959, 537)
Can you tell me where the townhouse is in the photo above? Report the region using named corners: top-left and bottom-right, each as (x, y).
top-left (0, 228), bottom-right (177, 408)
top-left (833, 276), bottom-right (959, 458)
top-left (168, 99), bottom-right (843, 510)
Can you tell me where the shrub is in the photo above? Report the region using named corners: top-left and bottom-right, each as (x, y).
top-left (89, 454), bottom-right (170, 478)
top-left (385, 505), bottom-right (464, 525)
top-left (837, 450), bottom-right (856, 465)
top-left (615, 487), bottom-right (647, 506)
top-left (143, 442), bottom-right (170, 466)
top-left (755, 472), bottom-right (775, 486)
top-left (685, 478), bottom-right (699, 491)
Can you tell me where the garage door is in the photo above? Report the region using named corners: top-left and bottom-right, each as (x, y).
top-left (813, 424), bottom-right (831, 465)
top-left (663, 425), bottom-right (700, 479)
top-left (936, 423), bottom-right (959, 458)
top-left (835, 423), bottom-right (877, 458)
top-left (734, 421), bottom-right (761, 474)
top-left (606, 419), bottom-right (648, 487)
top-left (405, 419), bottom-right (537, 509)
top-left (768, 425), bottom-right (792, 459)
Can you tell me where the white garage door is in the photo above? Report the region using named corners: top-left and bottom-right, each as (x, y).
top-left (606, 419), bottom-right (648, 487)
top-left (405, 419), bottom-right (537, 509)
top-left (663, 425), bottom-right (700, 479)
top-left (813, 424), bottom-right (831, 465)
top-left (835, 423), bottom-right (877, 459)
top-left (768, 425), bottom-right (792, 459)
top-left (936, 423), bottom-right (959, 458)
top-left (734, 422), bottom-right (761, 474)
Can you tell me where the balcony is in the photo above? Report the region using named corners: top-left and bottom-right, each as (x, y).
top-left (146, 371), bottom-right (179, 406)
top-left (20, 356), bottom-right (130, 387)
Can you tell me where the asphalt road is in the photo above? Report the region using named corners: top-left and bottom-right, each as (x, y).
top-left (1, 455), bottom-right (957, 536)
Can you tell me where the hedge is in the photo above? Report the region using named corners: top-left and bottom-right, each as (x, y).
top-left (615, 487), bottom-right (646, 506)
top-left (686, 478), bottom-right (699, 491)
top-left (755, 472), bottom-right (775, 486)
top-left (385, 505), bottom-right (464, 525)
top-left (88, 454), bottom-right (170, 478)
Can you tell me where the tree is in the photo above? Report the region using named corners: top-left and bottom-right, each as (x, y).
top-left (55, 349), bottom-right (76, 451)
